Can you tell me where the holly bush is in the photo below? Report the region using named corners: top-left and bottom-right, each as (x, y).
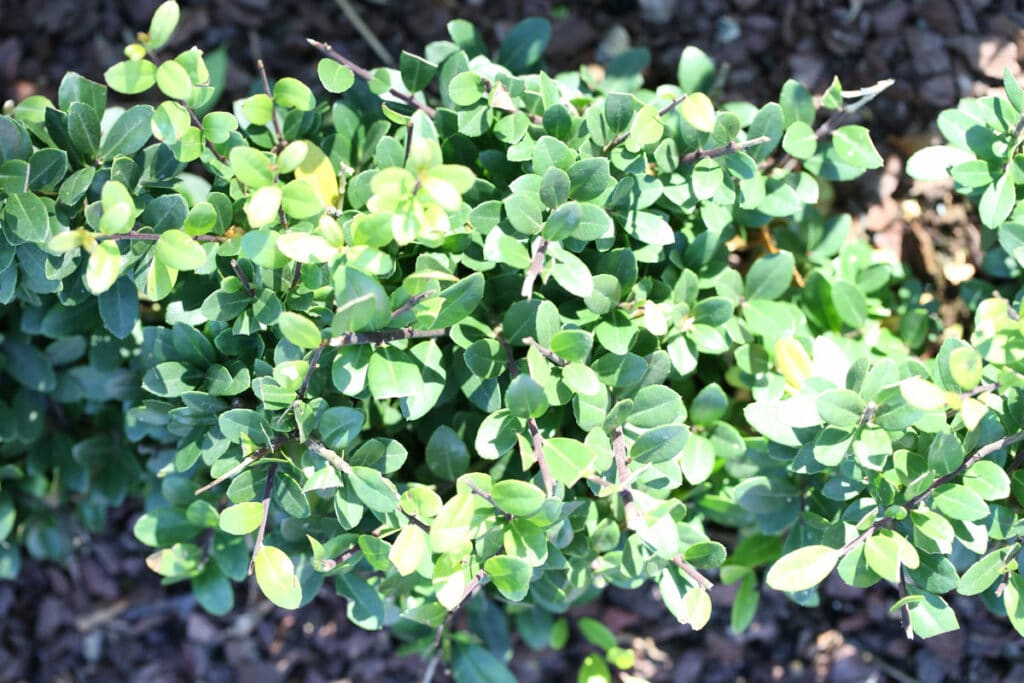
top-left (2, 1), bottom-right (1024, 678)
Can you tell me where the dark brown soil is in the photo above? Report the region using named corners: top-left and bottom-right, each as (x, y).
top-left (3, 1), bottom-right (1024, 681)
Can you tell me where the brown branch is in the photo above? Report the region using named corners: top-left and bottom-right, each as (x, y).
top-left (906, 431), bottom-right (1024, 509)
top-left (307, 39), bottom-right (437, 117)
top-left (231, 259), bottom-right (255, 298)
top-left (672, 556), bottom-right (714, 591)
top-left (327, 326), bottom-right (448, 348)
top-left (521, 238), bottom-right (549, 299)
top-left (306, 437), bottom-right (352, 474)
top-left (256, 59), bottom-right (287, 149)
top-left (297, 342), bottom-right (328, 399)
top-left (522, 336), bottom-right (568, 367)
top-left (679, 135), bottom-right (772, 166)
top-left (498, 334), bottom-right (555, 496)
top-left (465, 481), bottom-right (512, 520)
top-left (97, 231), bottom-right (227, 243)
top-left (602, 93), bottom-right (688, 153)
top-left (390, 290), bottom-right (437, 320)
top-left (248, 463), bottom-right (278, 575)
top-left (194, 435), bottom-right (291, 495)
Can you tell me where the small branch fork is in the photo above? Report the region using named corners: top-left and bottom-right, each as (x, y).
top-left (307, 39), bottom-right (436, 117)
top-left (777, 77), bottom-right (894, 171)
top-left (612, 427), bottom-right (712, 591)
top-left (521, 238), bottom-right (549, 300)
top-left (497, 334), bottom-right (555, 496)
top-left (248, 462), bottom-right (278, 575)
top-left (839, 431), bottom-right (1024, 556)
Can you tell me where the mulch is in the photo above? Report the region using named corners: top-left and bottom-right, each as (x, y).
top-left (3, 0), bottom-right (1024, 681)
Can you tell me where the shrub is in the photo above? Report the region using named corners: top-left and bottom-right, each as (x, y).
top-left (2, 0), bottom-right (1024, 677)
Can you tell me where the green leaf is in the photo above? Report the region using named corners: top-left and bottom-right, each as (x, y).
top-left (99, 180), bottom-right (134, 233)
top-left (979, 171), bottom-right (1015, 229)
top-left (229, 146), bottom-right (274, 188)
top-left (104, 60), bottom-right (157, 95)
top-left (332, 267), bottom-right (390, 332)
top-left (317, 59), bottom-right (355, 94)
top-left (765, 545), bottom-right (840, 592)
top-left (906, 592), bottom-right (959, 639)
top-left (497, 18), bottom-right (550, 73)
top-left (932, 484), bottom-right (989, 521)
top-left (484, 555), bottom-right (532, 601)
top-left (543, 438), bottom-right (595, 487)
top-left (448, 71), bottom-right (486, 106)
top-left (492, 480), bottom-right (547, 517)
top-left (816, 389), bottom-right (865, 428)
top-left (147, 1), bottom-right (180, 50)
top-left (631, 425), bottom-right (688, 464)
top-left (567, 157), bottom-right (611, 201)
top-left (244, 185), bottom-right (282, 228)
top-left (219, 501), bottom-right (264, 535)
top-left (86, 241), bottom-right (122, 295)
top-left (389, 525), bottom-right (429, 576)
top-left (1003, 574), bottom-right (1024, 638)
top-left (399, 51), bottom-right (438, 92)
top-left (98, 276), bottom-right (139, 339)
top-left (254, 545), bottom-right (302, 609)
top-left (426, 425), bottom-right (470, 480)
top-left (273, 77), bottom-right (315, 111)
top-left (779, 79), bottom-right (814, 126)
top-left (241, 94), bottom-right (274, 126)
top-left (99, 105), bottom-right (154, 158)
top-left (864, 530), bottom-right (919, 583)
top-left (744, 251), bottom-right (794, 300)
top-left (156, 59), bottom-right (192, 100)
top-left (781, 121), bottom-right (817, 159)
top-left (156, 229), bottom-right (207, 271)
top-left (430, 493), bottom-right (479, 553)
top-left (680, 92), bottom-right (716, 133)
top-left (905, 145), bottom-right (974, 181)
top-left (347, 466), bottom-right (399, 514)
top-left (277, 311), bottom-right (322, 349)
top-left (506, 374), bottom-right (549, 418)
top-left (193, 566), bottom-right (234, 616)
top-left (4, 192), bottom-right (49, 242)
top-left (676, 46), bottom-right (715, 94)
top-left (831, 125), bottom-right (884, 169)
top-left (957, 550), bottom-right (1004, 596)
top-left (543, 202), bottom-right (581, 241)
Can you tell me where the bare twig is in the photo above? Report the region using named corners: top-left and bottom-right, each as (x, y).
top-left (306, 437), bottom-right (353, 474)
top-left (248, 463), bottom-right (278, 575)
top-left (498, 334), bottom-right (555, 495)
top-left (231, 259), bottom-right (255, 298)
top-left (521, 238), bottom-right (549, 299)
top-left (602, 93), bottom-right (689, 153)
top-left (307, 39), bottom-right (436, 117)
top-left (679, 135), bottom-right (771, 166)
top-left (194, 435), bottom-right (291, 495)
top-left (465, 481), bottom-right (511, 519)
top-left (672, 556), bottom-right (714, 591)
top-left (523, 336), bottom-right (568, 367)
top-left (97, 231), bottom-right (227, 243)
top-left (907, 431), bottom-right (1024, 509)
top-left (297, 342), bottom-right (328, 399)
top-left (328, 326), bottom-right (448, 347)
top-left (391, 290), bottom-right (438, 320)
top-left (256, 59), bottom-right (286, 148)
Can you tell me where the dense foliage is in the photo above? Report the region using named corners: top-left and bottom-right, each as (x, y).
top-left (2, 1), bottom-right (1024, 678)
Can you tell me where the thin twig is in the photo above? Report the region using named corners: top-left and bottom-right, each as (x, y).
top-left (391, 290), bottom-right (438, 320)
top-left (333, 0), bottom-right (395, 66)
top-left (679, 135), bottom-right (771, 166)
top-left (307, 39), bottom-right (436, 117)
top-left (498, 334), bottom-right (555, 495)
top-left (306, 437), bottom-right (353, 474)
top-left (194, 435), bottom-right (291, 495)
top-left (672, 556), bottom-right (714, 591)
top-left (248, 463), bottom-right (278, 575)
top-left (97, 231), bottom-right (227, 243)
top-left (906, 431), bottom-right (1024, 509)
top-left (256, 59), bottom-right (286, 148)
top-left (523, 336), bottom-right (568, 367)
top-left (297, 342), bottom-right (328, 399)
top-left (602, 93), bottom-right (688, 153)
top-left (466, 481), bottom-right (511, 520)
top-left (521, 238), bottom-right (549, 299)
top-left (328, 326), bottom-right (448, 347)
top-left (231, 259), bottom-right (255, 297)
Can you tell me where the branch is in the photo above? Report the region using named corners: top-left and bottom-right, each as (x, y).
top-left (97, 231), bottom-right (227, 243)
top-left (523, 336), bottom-right (568, 367)
top-left (906, 431), bottom-right (1024, 509)
top-left (779, 77), bottom-right (894, 171)
top-left (297, 342), bottom-right (328, 399)
top-left (248, 462), bottom-right (278, 575)
top-left (465, 481), bottom-right (511, 520)
top-left (307, 39), bottom-right (436, 117)
top-left (306, 437), bottom-right (353, 474)
top-left (194, 435), bottom-right (291, 495)
top-left (498, 333), bottom-right (555, 496)
top-left (679, 135), bottom-right (771, 166)
top-left (256, 59), bottom-right (287, 149)
top-left (328, 326), bottom-right (448, 347)
top-left (520, 238), bottom-right (549, 299)
top-left (602, 93), bottom-right (688, 153)
top-left (672, 556), bottom-right (714, 591)
top-left (390, 290), bottom-right (438, 320)
top-left (231, 259), bottom-right (255, 298)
